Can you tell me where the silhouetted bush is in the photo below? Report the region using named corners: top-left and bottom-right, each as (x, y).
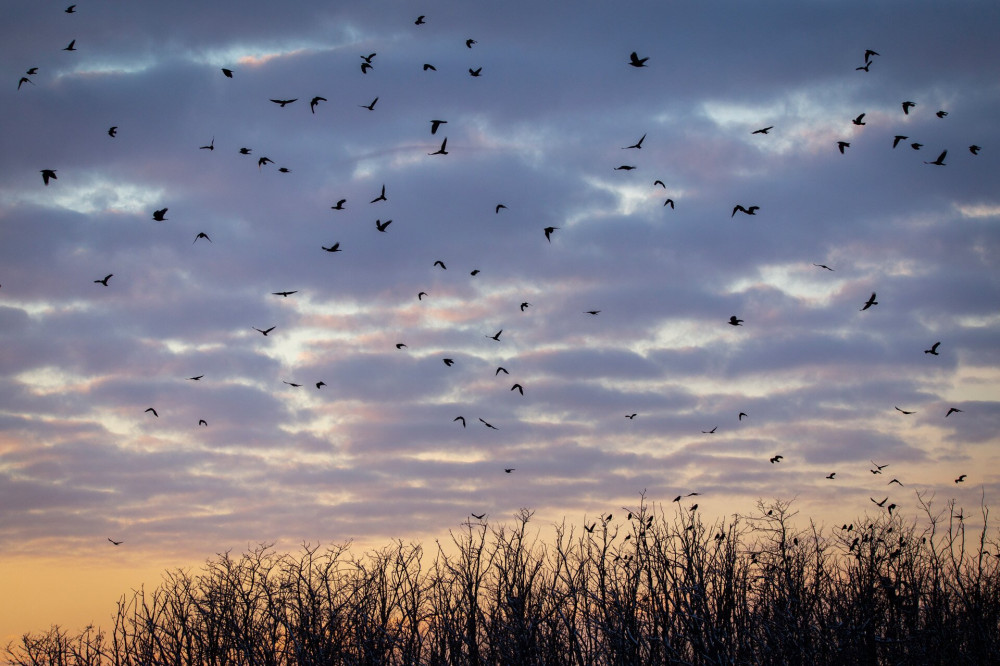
top-left (7, 496), bottom-right (999, 665)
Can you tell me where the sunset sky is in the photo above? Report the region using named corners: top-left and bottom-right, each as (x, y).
top-left (2, 0), bottom-right (999, 642)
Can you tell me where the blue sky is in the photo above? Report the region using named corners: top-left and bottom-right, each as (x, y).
top-left (2, 0), bottom-right (999, 637)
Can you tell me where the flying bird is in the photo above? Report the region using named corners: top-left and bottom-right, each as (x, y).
top-left (107, 126), bottom-right (118, 137)
top-left (200, 137), bottom-right (215, 150)
top-left (239, 147), bottom-right (252, 155)
top-left (520, 302), bottom-right (531, 311)
top-left (511, 384), bottom-right (524, 395)
top-left (852, 113), bottom-right (866, 126)
top-left (370, 184), bottom-right (387, 203)
top-left (94, 274), bottom-right (113, 286)
top-left (955, 474), bottom-right (967, 484)
top-left (738, 412), bottom-right (748, 421)
top-left (496, 367), bottom-right (508, 375)
top-left (495, 204), bottom-right (507, 213)
top-left (18, 76), bottom-right (33, 89)
top-left (892, 135), bottom-right (908, 148)
top-left (193, 232), bottom-right (211, 243)
top-left (152, 208), bottom-right (168, 221)
top-left (429, 138), bottom-right (448, 155)
top-left (188, 375), bottom-right (203, 381)
top-left (871, 497), bottom-right (888, 507)
top-left (813, 263), bottom-right (834, 271)
top-left (283, 381), bottom-right (302, 387)
top-left (856, 62), bottom-right (871, 72)
top-left (430, 119), bottom-right (447, 134)
top-left (331, 199), bottom-right (346, 210)
top-left (315, 382), bottom-right (326, 389)
top-left (626, 413), bottom-right (637, 420)
top-left (863, 49), bottom-right (879, 63)
top-left (860, 293), bottom-right (878, 310)
top-left (664, 199), bottom-right (674, 209)
top-left (417, 292), bottom-right (427, 300)
top-left (257, 156), bottom-right (274, 168)
top-left (902, 101), bottom-right (915, 114)
top-left (361, 53), bottom-right (376, 63)
top-left (310, 96), bottom-right (327, 113)
top-left (732, 205), bottom-right (759, 216)
top-left (872, 461), bottom-right (889, 470)
top-left (654, 180), bottom-right (666, 188)
top-left (924, 342), bottom-right (941, 355)
top-left (887, 503), bottom-right (897, 516)
top-left (198, 420), bottom-right (208, 426)
top-left (504, 467), bottom-right (515, 473)
top-left (487, 330), bottom-right (502, 341)
top-left (40, 169), bottom-right (57, 185)
top-left (107, 538), bottom-right (122, 546)
top-left (269, 98), bottom-right (297, 107)
top-left (888, 478), bottom-right (903, 486)
top-left (63, 40), bottom-right (77, 51)
top-left (360, 97), bottom-right (379, 111)
top-left (433, 260), bottom-right (446, 269)
top-left (628, 51), bottom-right (648, 67)
top-left (894, 406), bottom-right (914, 414)
top-left (728, 316), bottom-right (743, 326)
top-left (278, 168), bottom-right (290, 173)
top-left (145, 408), bottom-right (158, 417)
top-left (945, 407), bottom-right (962, 417)
top-left (469, 67), bottom-right (482, 77)
top-left (443, 358), bottom-right (454, 366)
top-left (26, 67), bottom-right (37, 75)
top-left (585, 310), bottom-right (600, 315)
top-left (752, 126), bottom-right (774, 135)
top-left (415, 15), bottom-right (426, 25)
top-left (221, 68), bottom-right (233, 77)
top-left (969, 145), bottom-right (981, 155)
top-left (936, 110), bottom-right (948, 118)
top-left (544, 226), bottom-right (558, 242)
top-left (466, 39), bottom-right (476, 48)
top-left (423, 63), bottom-right (436, 71)
top-left (454, 416), bottom-right (466, 427)
top-left (321, 243), bottom-right (341, 252)
top-left (623, 134), bottom-right (646, 149)
top-left (837, 141), bottom-right (850, 153)
top-left (361, 62), bottom-right (373, 74)
top-left (272, 291), bottom-right (298, 297)
top-left (253, 326), bottom-right (276, 336)
top-left (911, 143), bottom-right (923, 150)
top-left (396, 343), bottom-right (407, 349)
top-left (614, 165), bottom-right (636, 170)
top-left (702, 426), bottom-right (717, 434)
top-left (480, 418), bottom-right (499, 429)
top-left (826, 473), bottom-right (836, 479)
top-left (770, 455), bottom-right (783, 463)
top-left (924, 150), bottom-right (947, 166)
top-left (375, 219), bottom-right (392, 232)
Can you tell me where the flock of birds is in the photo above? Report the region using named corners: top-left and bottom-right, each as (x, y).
top-left (12, 7), bottom-right (984, 546)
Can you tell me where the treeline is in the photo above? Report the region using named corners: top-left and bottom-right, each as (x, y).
top-left (7, 496), bottom-right (1000, 665)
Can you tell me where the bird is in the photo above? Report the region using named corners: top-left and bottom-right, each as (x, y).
top-left (738, 412), bottom-right (748, 421)
top-left (430, 120), bottom-right (448, 134)
top-left (955, 474), bottom-right (967, 484)
top-left (511, 384), bottom-right (524, 395)
top-left (107, 538), bottom-right (122, 546)
top-left (370, 185), bottom-right (387, 203)
top-left (936, 110), bottom-right (948, 118)
top-left (654, 180), bottom-right (666, 188)
top-left (495, 204), bottom-right (507, 214)
top-left (856, 62), bottom-right (871, 72)
top-left (257, 156), bottom-right (274, 168)
top-left (945, 407), bottom-right (962, 417)
top-left (584, 523), bottom-right (596, 533)
top-left (313, 382), bottom-right (326, 390)
top-left (272, 291), bottom-right (297, 297)
top-left (770, 455), bottom-right (783, 463)
top-left (145, 408), bottom-right (158, 417)
top-left (200, 137), bottom-right (215, 151)
top-left (888, 478), bottom-right (903, 486)
top-left (622, 134), bottom-right (646, 149)
top-left (887, 504), bottom-right (897, 516)
top-left (221, 68), bottom-right (233, 78)
top-left (279, 165), bottom-right (291, 173)
top-left (18, 76), bottom-right (33, 89)
top-left (187, 375), bottom-right (204, 381)
top-left (310, 96), bottom-right (327, 113)
top-left (283, 381), bottom-right (302, 387)
top-left (732, 205), bottom-right (759, 216)
top-left (664, 199), bottom-right (674, 209)
top-left (870, 468), bottom-right (882, 475)
top-left (395, 343), bottom-right (407, 349)
top-left (924, 150), bottom-right (947, 166)
top-left (443, 358), bottom-right (454, 366)
top-left (469, 67), bottom-right (482, 77)
top-left (329, 199), bottom-right (347, 211)
top-left (361, 53), bottom-right (376, 64)
top-left (94, 274), bottom-right (113, 286)
top-left (614, 165), bottom-right (636, 171)
top-left (496, 367), bottom-right (509, 375)
top-left (585, 310), bottom-right (600, 315)
top-left (892, 135), bottom-right (908, 148)
top-left (25, 67), bottom-right (38, 75)
top-left (198, 420), bottom-right (208, 427)
top-left (728, 316), bottom-right (743, 326)
top-left (924, 342), bottom-right (941, 355)
top-left (454, 416), bottom-right (466, 427)
top-left (837, 141), bottom-right (850, 153)
top-left (429, 138), bottom-right (448, 155)
top-left (504, 467), bottom-right (515, 473)
top-left (894, 406), bottom-right (914, 414)
top-left (872, 461), bottom-right (889, 470)
top-left (466, 39), bottom-right (476, 48)
top-left (423, 63), bottom-right (436, 71)
top-left (624, 413), bottom-right (637, 420)
top-left (193, 232), bottom-right (211, 243)
top-left (361, 62), bottom-right (373, 74)
top-left (375, 219), bottom-right (392, 232)
top-left (860, 293), bottom-right (878, 310)
top-left (107, 126), bottom-right (118, 138)
top-left (826, 473), bottom-right (836, 479)
top-left (852, 113), bottom-right (866, 126)
top-left (813, 263), bottom-right (834, 271)
top-left (433, 260), bottom-right (446, 269)
top-left (702, 426), bottom-right (717, 434)
top-left (415, 15), bottom-right (426, 25)
top-left (871, 497), bottom-right (888, 507)
top-left (481, 418), bottom-right (499, 430)
top-left (902, 101), bottom-right (916, 114)
top-left (487, 330), bottom-right (502, 341)
top-left (752, 126), bottom-right (774, 135)
top-left (628, 51), bottom-right (648, 67)
top-left (40, 169), bottom-right (57, 185)
top-left (911, 143), bottom-right (923, 150)
top-left (520, 302), bottom-right (531, 312)
top-left (863, 49), bottom-right (879, 63)
top-left (269, 98), bottom-right (297, 107)
top-left (63, 40), bottom-right (77, 51)
top-left (239, 147), bottom-right (252, 155)
top-left (969, 145), bottom-right (981, 155)
top-left (253, 326), bottom-right (276, 336)
top-left (152, 208), bottom-right (168, 221)
top-left (360, 97), bottom-right (379, 111)
top-left (544, 226), bottom-right (558, 242)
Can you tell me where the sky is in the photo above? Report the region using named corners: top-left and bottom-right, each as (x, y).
top-left (2, 0), bottom-right (1000, 642)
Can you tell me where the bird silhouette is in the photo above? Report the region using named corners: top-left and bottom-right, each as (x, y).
top-left (826, 473), bottom-right (836, 479)
top-left (423, 63), bottom-right (436, 71)
top-left (728, 316), bottom-right (743, 326)
top-left (860, 293), bottom-right (878, 310)
top-left (253, 326), bottom-right (276, 336)
top-left (283, 381), bottom-right (302, 387)
top-left (152, 208), bottom-right (168, 221)
top-left (469, 67), bottom-right (482, 77)
top-left (511, 384), bottom-right (524, 395)
top-left (628, 51), bottom-right (648, 67)
top-left (442, 358), bottom-right (454, 366)
top-left (221, 68), bottom-right (233, 78)
top-left (585, 310), bottom-right (600, 315)
top-left (902, 101), bottom-right (915, 114)
top-left (145, 407), bottom-right (158, 417)
top-left (856, 62), bottom-right (871, 72)
top-left (623, 134), bottom-right (646, 149)
top-left (738, 412), bottom-right (748, 421)
top-left (702, 426), bottom-right (717, 433)
top-left (837, 141), bottom-right (850, 153)
top-left (94, 274), bottom-right (113, 286)
top-left (480, 418), bottom-right (498, 429)
top-left (504, 467), bottom-right (515, 473)
top-left (370, 185), bottom-right (387, 203)
top-left (360, 97), bottom-right (379, 111)
top-left (272, 291), bottom-right (297, 297)
top-left (198, 419), bottom-right (208, 426)
top-left (40, 169), bottom-right (57, 185)
top-left (269, 98), bottom-right (297, 107)
top-left (584, 522), bottom-right (596, 533)
top-left (892, 135), bottom-right (908, 148)
top-left (664, 199), bottom-right (674, 209)
top-left (310, 96), bottom-right (326, 113)
top-left (871, 497), bottom-right (888, 507)
top-left (375, 219), bottom-right (392, 232)
top-left (433, 260), bottom-right (446, 270)
top-left (614, 165), bottom-right (636, 170)
top-left (924, 342), bottom-right (940, 355)
top-left (544, 226), bottom-right (558, 242)
top-left (894, 406), bottom-right (914, 414)
top-left (63, 40), bottom-right (77, 51)
top-left (429, 138), bottom-right (448, 155)
top-left (732, 205), bottom-right (759, 217)
top-left (752, 126), bottom-right (774, 135)
top-left (852, 113), bottom-right (866, 126)
top-left (321, 242), bottom-right (341, 252)
top-left (872, 461), bottom-right (889, 470)
top-left (520, 302), bottom-right (531, 311)
top-left (945, 407), bottom-right (962, 417)
top-left (813, 263), bottom-right (834, 271)
top-left (315, 381), bottom-right (326, 389)
top-left (108, 126), bottom-right (118, 137)
top-left (107, 538), bottom-right (122, 545)
top-left (887, 503), bottom-right (897, 516)
top-left (257, 156), bottom-right (274, 168)
top-left (396, 343), bottom-right (407, 349)
top-left (361, 53), bottom-right (376, 63)
top-left (936, 110), bottom-right (948, 118)
top-left (654, 180), bottom-right (666, 188)
top-left (415, 15), bottom-right (426, 25)
top-left (888, 478), bottom-right (903, 486)
top-left (969, 145), bottom-right (981, 155)
top-left (924, 150), bottom-right (947, 166)
top-left (188, 375), bottom-right (204, 381)
top-left (430, 119), bottom-right (447, 134)
top-left (18, 76), bottom-right (33, 89)
top-left (239, 147), bottom-right (252, 155)
top-left (496, 367), bottom-right (509, 375)
top-left (200, 137), bottom-right (215, 150)
top-left (454, 416), bottom-right (466, 427)
top-left (193, 232), bottom-right (211, 243)
top-left (495, 204), bottom-right (507, 213)
top-left (955, 474), bottom-right (967, 483)
top-left (770, 455), bottom-right (783, 463)
top-left (864, 49), bottom-right (879, 62)
top-left (911, 143), bottom-right (923, 150)
top-left (466, 39), bottom-right (476, 48)
top-left (487, 330), bottom-right (502, 341)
